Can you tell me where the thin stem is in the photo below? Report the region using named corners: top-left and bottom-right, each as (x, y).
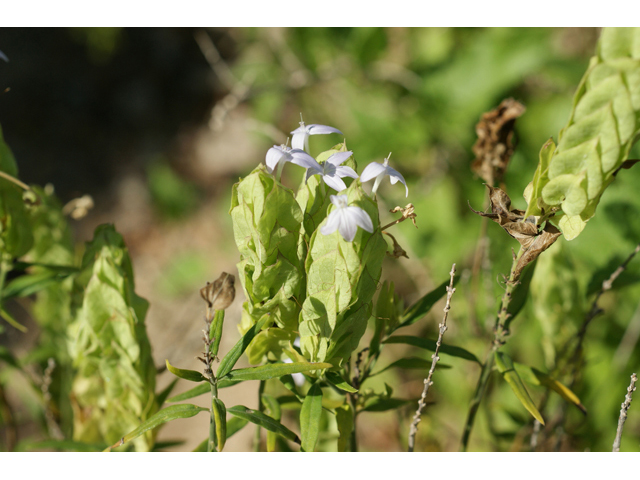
top-left (461, 247), bottom-right (523, 451)
top-left (253, 380), bottom-right (266, 452)
top-left (408, 263), bottom-right (456, 452)
top-left (613, 373), bottom-right (637, 452)
top-left (0, 170), bottom-right (33, 193)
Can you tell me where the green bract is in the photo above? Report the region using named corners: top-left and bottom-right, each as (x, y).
top-left (525, 28), bottom-right (640, 240)
top-left (67, 225), bottom-right (157, 451)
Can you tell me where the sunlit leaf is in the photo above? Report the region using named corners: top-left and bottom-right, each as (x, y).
top-left (336, 404), bottom-right (354, 452)
top-left (383, 336), bottom-right (480, 363)
top-left (221, 362), bottom-right (332, 382)
top-left (217, 313), bottom-right (271, 379)
top-left (300, 383), bottom-right (323, 452)
top-left (228, 405), bottom-right (300, 445)
top-left (212, 397), bottom-right (227, 451)
top-left (165, 359), bottom-right (206, 383)
top-left (494, 352), bottom-right (544, 425)
top-left (105, 404), bottom-right (208, 451)
top-left (325, 371), bottom-right (358, 393)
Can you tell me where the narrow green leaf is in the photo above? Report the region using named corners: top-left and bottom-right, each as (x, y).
top-left (261, 393), bottom-right (281, 452)
top-left (105, 404), bottom-right (208, 451)
top-left (217, 314), bottom-right (271, 379)
top-left (335, 404), bottom-right (354, 452)
top-left (156, 379), bottom-right (179, 407)
top-left (1, 271), bottom-right (57, 299)
top-left (166, 378), bottom-right (241, 403)
top-left (397, 276), bottom-right (460, 330)
top-left (513, 362), bottom-right (586, 414)
top-left (210, 309), bottom-right (225, 358)
top-left (0, 305), bottom-right (27, 332)
top-left (494, 352), bottom-right (545, 425)
top-left (362, 397), bottom-right (416, 412)
top-left (212, 398), bottom-right (227, 452)
top-left (300, 383), bottom-right (323, 452)
top-left (165, 359), bottom-right (207, 383)
top-left (383, 336), bottom-right (480, 364)
top-left (228, 405), bottom-right (300, 445)
top-left (193, 417), bottom-right (249, 451)
top-left (371, 357), bottom-right (452, 376)
top-left (222, 362), bottom-right (332, 382)
top-left (325, 371), bottom-right (358, 393)
top-left (504, 260), bottom-right (537, 330)
top-left (151, 440), bottom-right (185, 451)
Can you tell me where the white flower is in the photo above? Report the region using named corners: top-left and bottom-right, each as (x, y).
top-left (360, 153), bottom-right (408, 197)
top-left (321, 195), bottom-right (374, 242)
top-left (291, 121), bottom-right (343, 152)
top-left (294, 151), bottom-right (358, 192)
top-left (265, 145), bottom-right (316, 174)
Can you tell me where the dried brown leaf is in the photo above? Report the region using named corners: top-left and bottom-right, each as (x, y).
top-left (470, 186), bottom-right (561, 280)
top-left (472, 99), bottom-right (526, 185)
top-left (200, 272), bottom-right (236, 310)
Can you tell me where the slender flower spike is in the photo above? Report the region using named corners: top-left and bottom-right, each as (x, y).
top-left (265, 145), bottom-right (316, 174)
top-left (321, 195), bottom-right (374, 242)
top-left (294, 151), bottom-right (358, 192)
top-left (291, 121), bottom-right (343, 152)
top-left (360, 153), bottom-right (409, 197)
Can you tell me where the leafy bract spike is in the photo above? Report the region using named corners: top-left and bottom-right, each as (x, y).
top-left (525, 28), bottom-right (640, 240)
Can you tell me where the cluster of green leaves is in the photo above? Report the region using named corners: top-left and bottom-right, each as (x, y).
top-left (525, 28), bottom-right (640, 239)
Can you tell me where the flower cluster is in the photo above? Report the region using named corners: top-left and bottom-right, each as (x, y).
top-left (264, 119), bottom-right (409, 242)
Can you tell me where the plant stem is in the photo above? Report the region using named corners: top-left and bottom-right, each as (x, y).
top-left (460, 247), bottom-right (523, 451)
top-left (253, 380), bottom-right (265, 452)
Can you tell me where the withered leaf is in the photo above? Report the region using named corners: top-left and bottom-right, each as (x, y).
top-left (384, 231), bottom-right (409, 259)
top-left (470, 185), bottom-right (561, 280)
top-left (471, 98), bottom-right (526, 185)
top-left (200, 272), bottom-right (236, 310)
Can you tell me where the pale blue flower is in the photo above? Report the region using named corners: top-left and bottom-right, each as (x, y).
top-left (265, 145), bottom-right (316, 174)
top-left (291, 121), bottom-right (343, 152)
top-left (293, 151), bottom-right (358, 192)
top-left (321, 194), bottom-right (374, 242)
top-left (360, 153), bottom-right (408, 197)
top-left (0, 50), bottom-right (8, 63)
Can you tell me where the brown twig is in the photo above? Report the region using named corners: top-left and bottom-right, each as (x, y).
top-left (408, 263), bottom-right (456, 452)
top-left (612, 373), bottom-right (637, 452)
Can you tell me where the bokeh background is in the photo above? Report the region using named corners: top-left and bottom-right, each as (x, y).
top-left (1, 27), bottom-right (640, 451)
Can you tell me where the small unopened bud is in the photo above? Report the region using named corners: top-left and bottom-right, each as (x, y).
top-left (200, 272), bottom-right (236, 310)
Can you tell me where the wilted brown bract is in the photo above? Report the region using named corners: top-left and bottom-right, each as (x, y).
top-left (470, 185), bottom-right (561, 280)
top-left (200, 272), bottom-right (236, 310)
top-left (471, 98), bottom-right (526, 186)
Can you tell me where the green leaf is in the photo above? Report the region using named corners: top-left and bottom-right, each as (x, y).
top-left (166, 378), bottom-right (241, 403)
top-left (217, 313), bottom-right (271, 379)
top-left (513, 362), bottom-right (586, 414)
top-left (228, 405), bottom-right (300, 445)
top-left (192, 417), bottom-right (249, 452)
top-left (397, 276), bottom-right (460, 330)
top-left (210, 309), bottom-right (225, 358)
top-left (335, 404), bottom-right (354, 452)
top-left (383, 336), bottom-right (480, 364)
top-left (261, 393), bottom-right (282, 452)
top-left (2, 271), bottom-right (57, 300)
top-left (165, 359), bottom-right (206, 383)
top-left (325, 371), bottom-right (358, 393)
top-left (212, 397), bottom-right (227, 451)
top-left (300, 383), bottom-right (323, 452)
top-left (362, 397), bottom-right (416, 412)
top-left (0, 305), bottom-right (27, 332)
top-left (222, 362), bottom-right (332, 382)
top-left (105, 404), bottom-right (208, 451)
top-left (494, 352), bottom-right (545, 425)
top-left (371, 357), bottom-right (452, 376)
top-left (504, 259), bottom-right (537, 330)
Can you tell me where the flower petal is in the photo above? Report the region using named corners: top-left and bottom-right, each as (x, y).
top-left (320, 209), bottom-right (342, 236)
top-left (386, 166), bottom-right (409, 197)
top-left (346, 207), bottom-right (374, 233)
top-left (337, 209), bottom-right (357, 242)
top-left (306, 124), bottom-right (343, 136)
top-left (291, 132), bottom-right (307, 151)
top-left (322, 175), bottom-right (347, 192)
top-left (326, 151), bottom-right (353, 167)
top-left (266, 146), bottom-right (285, 173)
top-left (291, 152), bottom-right (322, 172)
top-left (360, 162), bottom-right (387, 182)
top-left (335, 166), bottom-right (359, 179)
